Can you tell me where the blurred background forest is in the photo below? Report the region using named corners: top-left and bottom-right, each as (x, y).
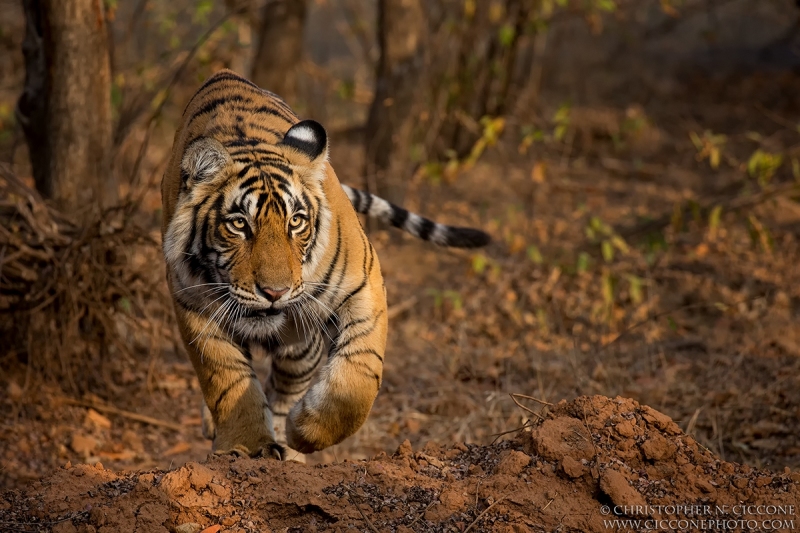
top-left (1, 0), bottom-right (800, 490)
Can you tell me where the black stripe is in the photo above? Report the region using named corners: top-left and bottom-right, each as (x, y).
top-left (213, 373), bottom-right (252, 413)
top-left (272, 351), bottom-right (322, 379)
top-left (417, 218), bottom-right (435, 241)
top-left (239, 175), bottom-right (261, 190)
top-left (182, 72), bottom-right (258, 114)
top-left (335, 348), bottom-right (384, 363)
top-left (314, 221), bottom-right (342, 295)
top-left (389, 206), bottom-right (409, 228)
top-left (352, 189), bottom-right (363, 212)
top-left (336, 278), bottom-right (366, 313)
top-left (188, 95), bottom-right (249, 129)
top-left (335, 311), bottom-right (384, 352)
top-left (253, 105), bottom-right (295, 123)
top-left (362, 191), bottom-right (373, 214)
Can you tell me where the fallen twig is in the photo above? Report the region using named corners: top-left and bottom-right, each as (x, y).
top-left (464, 493), bottom-right (508, 533)
top-left (407, 500), bottom-right (437, 529)
top-left (56, 397), bottom-right (183, 432)
top-left (346, 492), bottom-right (379, 533)
top-left (387, 295), bottom-right (419, 320)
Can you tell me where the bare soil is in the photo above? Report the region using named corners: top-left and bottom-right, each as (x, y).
top-left (2, 396), bottom-right (798, 533)
top-left (2, 2), bottom-right (800, 531)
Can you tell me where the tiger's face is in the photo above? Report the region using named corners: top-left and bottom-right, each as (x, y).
top-left (164, 120), bottom-right (331, 339)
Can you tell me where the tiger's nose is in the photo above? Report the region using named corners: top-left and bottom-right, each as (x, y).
top-left (258, 285), bottom-right (289, 302)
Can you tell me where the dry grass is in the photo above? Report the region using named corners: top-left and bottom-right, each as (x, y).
top-left (0, 167), bottom-right (172, 397)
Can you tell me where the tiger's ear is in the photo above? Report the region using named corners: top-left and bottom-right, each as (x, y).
top-left (281, 120), bottom-right (328, 166)
top-left (180, 137), bottom-right (232, 186)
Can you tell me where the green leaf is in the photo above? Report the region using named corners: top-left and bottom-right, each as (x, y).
top-left (601, 240), bottom-right (614, 263)
top-left (627, 275), bottom-right (643, 305)
top-left (498, 24), bottom-right (516, 47)
top-left (708, 205), bottom-right (722, 234)
top-left (472, 254), bottom-right (487, 274)
top-left (602, 272), bottom-right (615, 306)
top-left (118, 297), bottom-right (132, 314)
top-left (527, 245), bottom-right (543, 264)
top-left (595, 0), bottom-right (617, 12)
top-left (577, 252), bottom-right (591, 273)
top-left (610, 235), bottom-right (629, 254)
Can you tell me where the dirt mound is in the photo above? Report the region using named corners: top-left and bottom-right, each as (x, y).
top-left (2, 396), bottom-right (798, 533)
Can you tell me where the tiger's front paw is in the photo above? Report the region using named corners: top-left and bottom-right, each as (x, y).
top-left (285, 411), bottom-right (330, 454)
top-left (214, 442), bottom-right (284, 460)
top-left (285, 402), bottom-right (364, 454)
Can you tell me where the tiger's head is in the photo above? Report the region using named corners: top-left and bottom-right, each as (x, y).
top-left (163, 119), bottom-right (332, 339)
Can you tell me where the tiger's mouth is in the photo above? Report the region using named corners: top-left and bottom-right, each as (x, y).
top-left (241, 307), bottom-right (284, 319)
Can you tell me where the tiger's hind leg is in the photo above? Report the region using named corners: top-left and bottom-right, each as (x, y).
top-left (264, 330), bottom-right (326, 462)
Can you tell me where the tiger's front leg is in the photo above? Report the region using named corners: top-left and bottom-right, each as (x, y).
top-left (285, 274), bottom-right (388, 453)
top-left (263, 330), bottom-right (327, 462)
top-left (177, 311), bottom-right (284, 460)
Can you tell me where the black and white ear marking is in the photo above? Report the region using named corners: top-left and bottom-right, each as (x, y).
top-left (282, 120), bottom-right (328, 161)
top-left (180, 137), bottom-right (231, 185)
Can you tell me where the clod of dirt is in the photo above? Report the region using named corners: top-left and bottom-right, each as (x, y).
top-left (527, 415), bottom-right (595, 462)
top-left (600, 468), bottom-right (648, 509)
top-left (641, 433), bottom-right (676, 461)
top-left (174, 523), bottom-right (202, 533)
top-left (2, 395), bottom-right (798, 532)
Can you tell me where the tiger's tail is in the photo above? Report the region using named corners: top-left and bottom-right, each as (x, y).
top-left (341, 185), bottom-right (490, 248)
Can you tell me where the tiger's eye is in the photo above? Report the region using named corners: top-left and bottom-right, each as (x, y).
top-left (231, 218), bottom-right (246, 230)
top-left (289, 215), bottom-right (304, 228)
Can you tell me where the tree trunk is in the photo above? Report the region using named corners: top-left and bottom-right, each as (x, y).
top-left (17, 0), bottom-right (114, 219)
top-left (250, 0), bottom-right (308, 101)
top-left (363, 0), bottom-right (427, 204)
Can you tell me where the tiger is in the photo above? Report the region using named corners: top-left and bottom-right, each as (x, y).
top-left (161, 69), bottom-right (490, 460)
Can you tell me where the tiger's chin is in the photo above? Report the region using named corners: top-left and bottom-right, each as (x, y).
top-left (234, 311), bottom-right (287, 340)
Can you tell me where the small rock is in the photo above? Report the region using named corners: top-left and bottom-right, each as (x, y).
top-left (790, 472), bottom-right (800, 483)
top-left (208, 482), bottom-right (228, 498)
top-left (188, 464), bottom-right (215, 490)
top-left (247, 476), bottom-right (261, 484)
top-left (395, 439), bottom-right (413, 458)
top-left (641, 434), bottom-right (676, 461)
top-left (733, 477), bottom-right (749, 489)
top-left (174, 524), bottom-right (202, 533)
top-left (221, 516), bottom-right (238, 527)
top-left (639, 406), bottom-right (681, 435)
top-left (495, 450), bottom-right (530, 476)
top-left (615, 420), bottom-right (635, 438)
top-left (416, 453), bottom-right (443, 469)
top-left (561, 456), bottom-right (588, 478)
top-left (754, 476), bottom-right (772, 488)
